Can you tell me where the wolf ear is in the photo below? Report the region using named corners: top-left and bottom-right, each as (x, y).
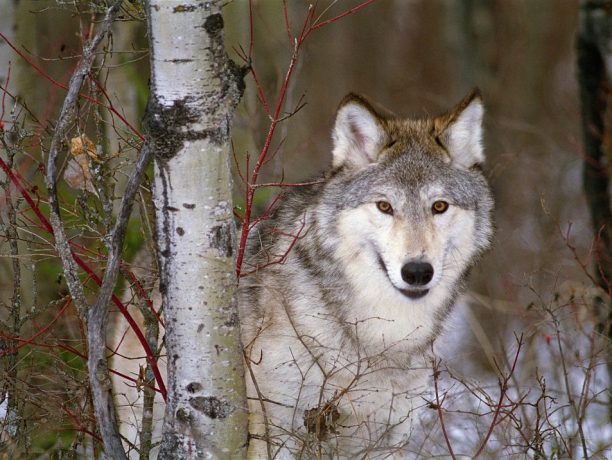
top-left (332, 94), bottom-right (387, 169)
top-left (436, 90), bottom-right (484, 169)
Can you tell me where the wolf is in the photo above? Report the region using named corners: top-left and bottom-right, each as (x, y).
top-left (239, 90), bottom-right (494, 459)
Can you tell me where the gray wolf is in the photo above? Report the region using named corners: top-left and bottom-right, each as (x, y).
top-left (239, 90), bottom-right (494, 459)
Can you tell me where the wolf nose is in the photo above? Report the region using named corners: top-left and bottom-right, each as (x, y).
top-left (401, 262), bottom-right (434, 286)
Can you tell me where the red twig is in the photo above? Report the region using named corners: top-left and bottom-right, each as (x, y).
top-left (0, 297), bottom-right (72, 357)
top-left (432, 360), bottom-right (457, 460)
top-left (282, 0), bottom-right (293, 43)
top-left (62, 405), bottom-right (103, 443)
top-left (0, 55), bottom-right (163, 399)
top-left (0, 32), bottom-right (70, 93)
top-left (248, 193), bottom-right (283, 230)
top-left (473, 333), bottom-right (524, 457)
top-left (310, 0), bottom-right (379, 31)
top-left (235, 28), bottom-right (301, 276)
top-left (91, 75), bottom-right (144, 141)
top-left (240, 214), bottom-right (307, 277)
top-left (0, 156), bottom-right (54, 233)
top-left (0, 154), bottom-right (167, 401)
top-left (0, 32), bottom-right (144, 140)
top-left (563, 222), bottom-right (605, 293)
top-left (234, 0), bottom-right (378, 277)
top-left (75, 247), bottom-right (167, 401)
top-left (121, 266), bottom-right (165, 327)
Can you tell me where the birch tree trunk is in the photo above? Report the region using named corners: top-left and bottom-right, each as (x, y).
top-left (145, 1), bottom-right (248, 457)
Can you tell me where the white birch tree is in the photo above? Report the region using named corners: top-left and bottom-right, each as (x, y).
top-left (145, 1), bottom-right (248, 457)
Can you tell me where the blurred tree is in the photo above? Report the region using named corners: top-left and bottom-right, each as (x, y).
top-left (577, 2), bottom-right (611, 426)
top-left (577, 0), bottom-right (611, 333)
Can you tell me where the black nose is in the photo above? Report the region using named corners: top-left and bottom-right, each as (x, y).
top-left (401, 261), bottom-right (434, 286)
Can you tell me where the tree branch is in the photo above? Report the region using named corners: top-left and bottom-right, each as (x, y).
top-left (88, 143), bottom-right (153, 460)
top-left (42, 1), bottom-right (129, 458)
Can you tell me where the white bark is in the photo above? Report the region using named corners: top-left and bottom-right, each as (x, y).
top-left (145, 1), bottom-right (247, 458)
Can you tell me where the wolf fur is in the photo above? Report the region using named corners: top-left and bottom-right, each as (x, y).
top-left (239, 91), bottom-right (494, 459)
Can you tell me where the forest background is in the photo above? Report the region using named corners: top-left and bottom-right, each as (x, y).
top-left (0, 0), bottom-right (609, 458)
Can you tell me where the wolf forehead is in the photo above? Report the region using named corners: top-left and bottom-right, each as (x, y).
top-left (382, 118), bottom-right (451, 158)
top-left (331, 151), bottom-right (489, 210)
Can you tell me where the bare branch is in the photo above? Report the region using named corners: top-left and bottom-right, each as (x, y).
top-left (432, 359), bottom-right (456, 459)
top-left (41, 1), bottom-right (128, 458)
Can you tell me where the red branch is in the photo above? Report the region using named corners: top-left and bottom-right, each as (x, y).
top-left (432, 360), bottom-right (457, 459)
top-left (0, 297), bottom-right (72, 357)
top-left (0, 32), bottom-right (144, 140)
top-left (62, 405), bottom-right (103, 443)
top-left (473, 333), bottom-right (524, 457)
top-left (235, 0), bottom-right (379, 277)
top-left (0, 154), bottom-right (167, 401)
top-left (0, 28), bottom-right (164, 401)
top-left (310, 0), bottom-right (379, 31)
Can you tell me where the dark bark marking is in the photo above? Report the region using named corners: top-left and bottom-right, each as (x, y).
top-left (189, 396), bottom-right (232, 420)
top-left (144, 97), bottom-right (225, 160)
top-left (210, 223), bottom-right (234, 257)
top-left (144, 97), bottom-right (196, 160)
top-left (176, 407), bottom-right (191, 425)
top-left (203, 13), bottom-right (223, 35)
top-left (224, 312), bottom-right (239, 328)
top-left (199, 13), bottom-right (248, 119)
top-left (154, 163), bottom-right (174, 318)
top-left (227, 59), bottom-right (249, 99)
top-left (186, 382), bottom-right (202, 393)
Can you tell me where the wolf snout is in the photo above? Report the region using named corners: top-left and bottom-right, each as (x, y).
top-left (401, 261), bottom-right (434, 286)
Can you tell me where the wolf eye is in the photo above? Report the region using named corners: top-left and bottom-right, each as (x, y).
top-left (432, 200), bottom-right (449, 214)
top-left (376, 201), bottom-right (393, 215)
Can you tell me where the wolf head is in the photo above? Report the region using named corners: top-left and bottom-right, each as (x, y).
top-left (319, 91), bottom-right (494, 350)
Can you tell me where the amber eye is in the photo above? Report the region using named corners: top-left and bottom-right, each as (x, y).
top-left (432, 200), bottom-right (449, 214)
top-left (376, 201), bottom-right (394, 215)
